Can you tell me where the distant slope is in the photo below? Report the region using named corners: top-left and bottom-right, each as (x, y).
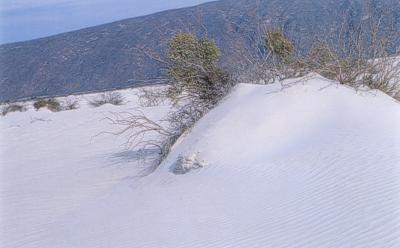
top-left (0, 0), bottom-right (399, 102)
top-left (1, 76), bottom-right (399, 247)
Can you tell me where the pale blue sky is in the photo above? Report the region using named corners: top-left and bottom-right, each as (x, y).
top-left (0, 0), bottom-right (214, 44)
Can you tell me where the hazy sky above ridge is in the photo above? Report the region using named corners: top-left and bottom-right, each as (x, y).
top-left (0, 0), bottom-right (214, 44)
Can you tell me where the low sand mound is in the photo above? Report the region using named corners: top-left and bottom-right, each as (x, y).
top-left (1, 76), bottom-right (400, 247)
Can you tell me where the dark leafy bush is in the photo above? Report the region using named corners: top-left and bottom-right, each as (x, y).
top-left (107, 33), bottom-right (234, 174)
top-left (265, 31), bottom-right (295, 61)
top-left (167, 33), bottom-right (233, 108)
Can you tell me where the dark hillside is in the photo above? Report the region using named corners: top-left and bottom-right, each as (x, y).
top-left (0, 0), bottom-right (398, 102)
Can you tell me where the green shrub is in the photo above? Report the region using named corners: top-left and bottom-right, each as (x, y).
top-left (167, 33), bottom-right (232, 108)
top-left (265, 31), bottom-right (294, 60)
top-left (262, 30), bottom-right (307, 80)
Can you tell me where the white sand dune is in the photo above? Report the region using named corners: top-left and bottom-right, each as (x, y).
top-left (1, 76), bottom-right (400, 247)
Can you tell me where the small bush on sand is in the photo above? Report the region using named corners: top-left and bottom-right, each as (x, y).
top-left (137, 87), bottom-right (166, 107)
top-left (89, 92), bottom-right (124, 107)
top-left (61, 98), bottom-right (79, 110)
top-left (33, 98), bottom-right (61, 112)
top-left (1, 104), bottom-right (26, 116)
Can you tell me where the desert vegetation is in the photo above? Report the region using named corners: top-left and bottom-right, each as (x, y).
top-left (136, 87), bottom-right (167, 107)
top-left (2, 97), bottom-right (79, 116)
top-left (89, 92), bottom-right (125, 107)
top-left (235, 1), bottom-right (400, 99)
top-left (1, 103), bottom-right (27, 116)
top-left (33, 98), bottom-right (61, 112)
top-left (301, 3), bottom-right (400, 99)
top-left (61, 98), bottom-right (79, 110)
top-left (109, 1), bottom-right (399, 172)
top-left (106, 33), bottom-right (233, 173)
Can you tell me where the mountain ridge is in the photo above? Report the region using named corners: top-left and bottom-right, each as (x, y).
top-left (0, 0), bottom-right (398, 102)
